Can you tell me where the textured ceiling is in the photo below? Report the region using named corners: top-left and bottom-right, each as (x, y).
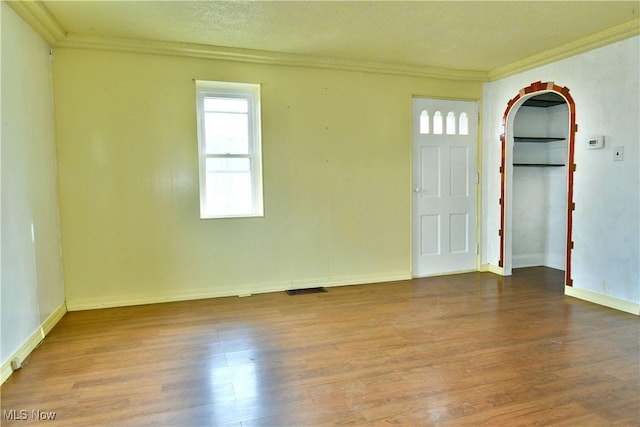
top-left (25, 1), bottom-right (640, 74)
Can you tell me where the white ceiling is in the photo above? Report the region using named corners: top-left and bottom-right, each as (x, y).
top-left (11, 1), bottom-right (640, 79)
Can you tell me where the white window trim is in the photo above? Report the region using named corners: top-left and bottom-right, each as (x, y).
top-left (195, 80), bottom-right (264, 219)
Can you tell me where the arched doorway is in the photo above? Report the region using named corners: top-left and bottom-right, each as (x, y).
top-left (499, 81), bottom-right (576, 286)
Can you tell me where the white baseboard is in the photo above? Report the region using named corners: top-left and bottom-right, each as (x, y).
top-left (513, 253), bottom-right (545, 269)
top-left (565, 286), bottom-right (640, 315)
top-left (413, 268), bottom-right (477, 278)
top-left (544, 253), bottom-right (565, 271)
top-left (66, 283), bottom-right (287, 311)
top-left (512, 252), bottom-right (565, 271)
top-left (325, 272), bottom-right (412, 287)
top-left (1, 302), bottom-right (67, 385)
top-left (65, 272), bottom-right (412, 311)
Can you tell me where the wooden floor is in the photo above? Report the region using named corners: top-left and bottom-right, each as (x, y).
top-left (2, 268), bottom-right (639, 426)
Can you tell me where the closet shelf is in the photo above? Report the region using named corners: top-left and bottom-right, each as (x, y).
top-left (514, 163), bottom-right (566, 167)
top-left (514, 136), bottom-right (566, 143)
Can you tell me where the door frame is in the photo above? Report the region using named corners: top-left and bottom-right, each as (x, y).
top-left (498, 81), bottom-right (576, 285)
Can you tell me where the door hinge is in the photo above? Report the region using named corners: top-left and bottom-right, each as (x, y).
top-left (475, 173), bottom-right (479, 185)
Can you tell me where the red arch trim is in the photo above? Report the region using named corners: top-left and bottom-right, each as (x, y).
top-left (499, 81), bottom-right (576, 286)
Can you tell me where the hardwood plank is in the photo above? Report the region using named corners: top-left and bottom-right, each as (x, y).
top-left (1, 267), bottom-right (638, 425)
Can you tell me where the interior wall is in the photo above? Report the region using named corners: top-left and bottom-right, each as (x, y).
top-left (52, 48), bottom-right (481, 309)
top-left (512, 167), bottom-right (548, 266)
top-left (482, 35), bottom-right (640, 305)
top-left (1, 2), bottom-right (65, 363)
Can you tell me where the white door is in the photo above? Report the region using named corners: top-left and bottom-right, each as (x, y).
top-left (412, 98), bottom-right (478, 277)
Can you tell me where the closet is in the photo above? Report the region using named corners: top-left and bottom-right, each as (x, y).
top-left (512, 93), bottom-right (568, 270)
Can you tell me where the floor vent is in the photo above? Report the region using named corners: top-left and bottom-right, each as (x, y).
top-left (286, 287), bottom-right (327, 296)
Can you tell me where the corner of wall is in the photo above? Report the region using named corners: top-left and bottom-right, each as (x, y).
top-left (480, 263), bottom-right (505, 275)
top-left (1, 302), bottom-right (67, 385)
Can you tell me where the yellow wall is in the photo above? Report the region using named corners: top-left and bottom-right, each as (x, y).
top-left (1, 1), bottom-right (66, 375)
top-left (53, 49), bottom-right (481, 309)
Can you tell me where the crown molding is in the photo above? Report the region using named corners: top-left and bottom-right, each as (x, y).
top-left (58, 33), bottom-right (488, 81)
top-left (488, 18), bottom-right (640, 81)
top-left (5, 0), bottom-right (66, 45)
top-left (5, 0), bottom-right (486, 81)
top-left (7, 1), bottom-right (639, 83)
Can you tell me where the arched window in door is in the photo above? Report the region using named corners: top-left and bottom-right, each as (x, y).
top-left (419, 110), bottom-right (430, 134)
top-left (458, 112), bottom-right (469, 135)
top-left (446, 112), bottom-right (456, 135)
top-left (433, 111), bottom-right (443, 135)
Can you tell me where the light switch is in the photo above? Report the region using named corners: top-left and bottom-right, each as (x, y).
top-left (613, 146), bottom-right (624, 161)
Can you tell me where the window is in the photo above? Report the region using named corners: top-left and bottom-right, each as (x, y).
top-left (446, 112), bottom-right (456, 135)
top-left (419, 110), bottom-right (430, 134)
top-left (433, 111), bottom-right (443, 134)
top-left (196, 81), bottom-right (263, 218)
top-left (458, 112), bottom-right (469, 135)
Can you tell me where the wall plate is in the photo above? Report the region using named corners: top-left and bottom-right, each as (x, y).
top-left (613, 146), bottom-right (624, 161)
